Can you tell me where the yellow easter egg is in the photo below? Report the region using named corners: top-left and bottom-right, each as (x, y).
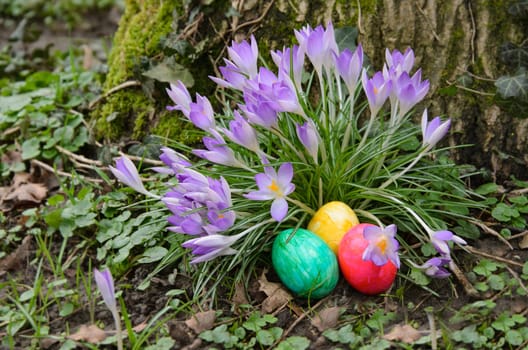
top-left (307, 201), bottom-right (359, 253)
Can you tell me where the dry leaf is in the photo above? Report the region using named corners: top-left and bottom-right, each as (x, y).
top-left (258, 270), bottom-right (293, 313)
top-left (185, 310), bottom-right (216, 334)
top-left (519, 234), bottom-right (528, 249)
top-left (5, 183), bottom-right (47, 203)
top-left (1, 150), bottom-right (22, 166)
top-left (133, 321), bottom-right (148, 333)
top-left (0, 235), bottom-right (32, 273)
top-left (312, 306), bottom-right (343, 332)
top-left (68, 324), bottom-right (107, 343)
top-left (232, 281), bottom-right (249, 308)
top-left (382, 324), bottom-right (421, 344)
top-left (11, 172), bottom-right (31, 187)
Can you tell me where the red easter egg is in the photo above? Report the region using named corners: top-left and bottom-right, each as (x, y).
top-left (338, 223), bottom-right (397, 295)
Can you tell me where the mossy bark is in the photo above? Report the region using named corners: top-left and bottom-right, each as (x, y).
top-left (93, 0), bottom-right (527, 179)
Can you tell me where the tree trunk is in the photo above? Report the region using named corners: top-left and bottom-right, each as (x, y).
top-left (91, 0), bottom-right (528, 180)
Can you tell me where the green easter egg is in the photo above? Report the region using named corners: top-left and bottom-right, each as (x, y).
top-left (272, 228), bottom-right (339, 299)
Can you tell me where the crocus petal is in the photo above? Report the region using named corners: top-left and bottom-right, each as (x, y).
top-left (109, 156), bottom-right (156, 198)
top-left (94, 268), bottom-right (116, 311)
top-left (271, 197), bottom-right (288, 222)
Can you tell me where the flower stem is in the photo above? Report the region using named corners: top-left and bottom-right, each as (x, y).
top-left (112, 309), bottom-right (123, 350)
top-left (354, 209), bottom-right (383, 227)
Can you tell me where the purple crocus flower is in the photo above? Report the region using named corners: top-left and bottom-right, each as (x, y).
top-left (334, 44), bottom-right (364, 96)
top-left (239, 96), bottom-right (279, 129)
top-left (166, 81), bottom-right (192, 116)
top-left (244, 67), bottom-right (303, 115)
top-left (161, 162), bottom-right (236, 237)
top-left (362, 224), bottom-right (400, 268)
top-left (94, 268), bottom-right (116, 310)
top-left (94, 268), bottom-right (123, 350)
top-left (244, 163), bottom-right (296, 222)
top-left (209, 35), bottom-right (258, 91)
top-left (109, 156), bottom-right (158, 198)
top-left (182, 230), bottom-right (247, 264)
top-left (393, 70), bottom-right (429, 117)
top-left (271, 45), bottom-right (305, 89)
top-left (417, 257), bottom-right (452, 278)
top-left (210, 60), bottom-right (249, 90)
top-left (153, 147), bottom-right (192, 174)
top-left (222, 110), bottom-right (260, 153)
top-left (361, 70), bottom-right (393, 117)
top-left (421, 109), bottom-right (451, 147)
top-left (430, 230), bottom-right (466, 256)
top-left (295, 22), bottom-right (338, 76)
top-left (188, 94), bottom-right (215, 131)
top-left (193, 130), bottom-right (241, 167)
top-left (296, 120), bottom-right (319, 162)
top-left (227, 35), bottom-right (259, 78)
top-left (385, 47), bottom-right (415, 77)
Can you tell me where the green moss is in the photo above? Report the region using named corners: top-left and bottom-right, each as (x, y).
top-left (91, 0), bottom-right (178, 140)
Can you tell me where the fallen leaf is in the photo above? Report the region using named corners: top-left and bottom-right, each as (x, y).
top-left (232, 281), bottom-right (249, 308)
top-left (312, 306), bottom-right (343, 332)
top-left (382, 324), bottom-right (421, 343)
top-left (1, 150), bottom-right (22, 166)
top-left (185, 310), bottom-right (216, 334)
top-left (0, 235), bottom-right (32, 274)
top-left (11, 172), bottom-right (31, 187)
top-left (4, 182), bottom-right (47, 204)
top-left (258, 270), bottom-right (293, 313)
top-left (133, 321), bottom-right (148, 333)
top-left (68, 324), bottom-right (107, 343)
top-left (519, 234), bottom-right (528, 249)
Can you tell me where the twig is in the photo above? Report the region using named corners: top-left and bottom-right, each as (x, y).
top-left (88, 80), bottom-right (142, 109)
top-left (31, 159), bottom-right (104, 183)
top-left (467, 1), bottom-right (476, 64)
top-left (448, 260), bottom-right (479, 297)
top-left (469, 219), bottom-right (513, 250)
top-left (55, 145), bottom-right (103, 166)
top-left (508, 230), bottom-right (528, 241)
top-left (231, 0), bottom-right (275, 33)
top-left (510, 187), bottom-right (528, 196)
top-left (117, 152), bottom-right (164, 166)
top-left (505, 266), bottom-right (528, 295)
top-left (270, 297), bottom-right (327, 349)
top-left (1, 126), bottom-right (20, 138)
top-left (465, 245), bottom-right (524, 267)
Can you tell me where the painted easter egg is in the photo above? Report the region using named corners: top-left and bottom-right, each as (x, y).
top-left (338, 223), bottom-right (397, 295)
top-left (272, 228), bottom-right (339, 299)
top-left (307, 201), bottom-right (360, 253)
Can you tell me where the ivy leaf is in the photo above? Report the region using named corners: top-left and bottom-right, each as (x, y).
top-left (508, 0), bottom-right (528, 17)
top-left (335, 26), bottom-right (358, 51)
top-left (143, 56), bottom-right (194, 87)
top-left (499, 42), bottom-right (528, 68)
top-left (495, 69), bottom-right (528, 99)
